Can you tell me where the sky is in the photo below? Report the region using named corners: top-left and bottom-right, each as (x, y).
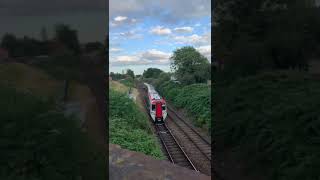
top-left (0, 0), bottom-right (106, 43)
top-left (109, 0), bottom-right (211, 75)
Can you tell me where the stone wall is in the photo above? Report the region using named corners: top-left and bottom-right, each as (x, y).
top-left (109, 144), bottom-right (211, 180)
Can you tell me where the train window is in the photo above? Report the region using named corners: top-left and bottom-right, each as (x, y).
top-left (151, 104), bottom-right (155, 111)
top-left (162, 106), bottom-right (166, 110)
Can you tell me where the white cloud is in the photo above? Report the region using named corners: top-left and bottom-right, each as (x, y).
top-left (110, 49), bottom-right (171, 66)
top-left (171, 31), bottom-right (211, 46)
top-left (114, 16), bottom-right (127, 22)
top-left (141, 49), bottom-right (171, 61)
top-left (110, 48), bottom-right (122, 53)
top-left (150, 26), bottom-right (172, 35)
top-left (116, 55), bottom-right (139, 62)
top-left (109, 0), bottom-right (211, 23)
top-left (173, 33), bottom-right (209, 45)
top-left (196, 45), bottom-right (211, 61)
top-left (195, 23), bottom-right (201, 27)
top-left (174, 26), bottom-right (193, 33)
top-left (110, 16), bottom-right (138, 27)
top-left (117, 30), bottom-right (143, 39)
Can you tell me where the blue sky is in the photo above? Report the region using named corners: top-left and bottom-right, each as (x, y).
top-left (109, 0), bottom-right (211, 75)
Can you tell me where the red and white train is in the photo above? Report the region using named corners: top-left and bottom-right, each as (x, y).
top-left (144, 83), bottom-right (167, 123)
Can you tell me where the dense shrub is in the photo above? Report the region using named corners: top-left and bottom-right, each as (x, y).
top-left (157, 81), bottom-right (211, 134)
top-left (0, 86), bottom-right (106, 180)
top-left (109, 89), bottom-right (164, 159)
top-left (119, 77), bottom-right (134, 88)
top-left (215, 71), bottom-right (320, 180)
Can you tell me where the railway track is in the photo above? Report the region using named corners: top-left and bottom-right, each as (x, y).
top-left (138, 83), bottom-right (198, 171)
top-left (155, 123), bottom-right (198, 171)
top-left (166, 106), bottom-right (212, 161)
top-left (138, 82), bottom-right (225, 179)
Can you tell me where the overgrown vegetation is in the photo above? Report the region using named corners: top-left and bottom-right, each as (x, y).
top-left (140, 46), bottom-right (212, 134)
top-left (214, 0), bottom-right (320, 79)
top-left (109, 87), bottom-right (164, 159)
top-left (110, 69), bottom-right (135, 88)
top-left (170, 46), bottom-right (211, 84)
top-left (214, 71), bottom-right (320, 180)
top-left (119, 77), bottom-right (134, 88)
top-left (0, 85), bottom-right (106, 180)
top-left (157, 81), bottom-right (211, 134)
top-left (142, 68), bottom-right (164, 79)
top-left (1, 24), bottom-right (105, 58)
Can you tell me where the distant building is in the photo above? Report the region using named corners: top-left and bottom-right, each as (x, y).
top-left (109, 76), bottom-right (112, 81)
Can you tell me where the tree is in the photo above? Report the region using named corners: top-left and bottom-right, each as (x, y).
top-left (170, 46), bottom-right (210, 84)
top-left (110, 72), bottom-right (126, 80)
top-left (1, 33), bottom-right (18, 57)
top-left (142, 68), bottom-right (163, 78)
top-left (85, 42), bottom-right (104, 53)
top-left (126, 69), bottom-right (135, 79)
top-left (54, 24), bottom-right (81, 55)
top-left (214, 0), bottom-right (318, 80)
top-left (155, 72), bottom-right (171, 88)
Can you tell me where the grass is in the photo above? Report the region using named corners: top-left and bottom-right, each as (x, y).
top-left (215, 71), bottom-right (320, 180)
top-left (109, 84), bottom-right (164, 159)
top-left (157, 81), bottom-right (211, 134)
top-left (31, 55), bottom-right (82, 81)
top-left (0, 85), bottom-right (106, 180)
top-left (0, 63), bottom-right (62, 99)
top-left (119, 77), bottom-right (135, 88)
top-left (109, 80), bottom-right (129, 94)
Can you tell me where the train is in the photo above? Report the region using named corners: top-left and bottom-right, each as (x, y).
top-left (144, 83), bottom-right (167, 123)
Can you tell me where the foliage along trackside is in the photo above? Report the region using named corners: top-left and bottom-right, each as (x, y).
top-left (109, 87), bottom-right (164, 159)
top-left (214, 71), bottom-right (320, 180)
top-left (0, 86), bottom-right (106, 180)
top-left (157, 81), bottom-right (211, 134)
top-left (119, 77), bottom-right (134, 88)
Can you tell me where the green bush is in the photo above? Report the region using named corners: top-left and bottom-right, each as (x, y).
top-left (0, 86), bottom-right (106, 180)
top-left (157, 81), bottom-right (211, 134)
top-left (119, 77), bottom-right (134, 88)
top-left (215, 71), bottom-right (320, 180)
top-left (109, 89), bottom-right (164, 159)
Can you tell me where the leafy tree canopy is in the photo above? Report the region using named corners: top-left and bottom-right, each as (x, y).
top-left (143, 68), bottom-right (163, 78)
top-left (170, 46), bottom-right (210, 84)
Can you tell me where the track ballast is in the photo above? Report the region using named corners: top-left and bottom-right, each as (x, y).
top-left (155, 122), bottom-right (198, 171)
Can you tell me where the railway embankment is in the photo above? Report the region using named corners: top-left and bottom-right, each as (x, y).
top-left (109, 80), bottom-right (164, 159)
top-left (215, 71), bottom-right (320, 180)
top-left (0, 62), bottom-right (106, 179)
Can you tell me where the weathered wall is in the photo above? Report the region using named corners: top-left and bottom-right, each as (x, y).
top-left (109, 144), bottom-right (211, 180)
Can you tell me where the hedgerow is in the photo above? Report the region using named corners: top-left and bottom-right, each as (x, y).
top-left (119, 77), bottom-right (134, 88)
top-left (0, 86), bottom-right (106, 180)
top-left (157, 81), bottom-right (211, 134)
top-left (109, 89), bottom-right (164, 159)
top-left (215, 71), bottom-right (320, 180)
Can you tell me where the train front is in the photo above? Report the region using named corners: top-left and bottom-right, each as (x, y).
top-left (144, 83), bottom-right (168, 123)
top-left (152, 98), bottom-right (167, 123)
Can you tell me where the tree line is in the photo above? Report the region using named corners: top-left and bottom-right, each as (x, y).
top-left (1, 24), bottom-right (104, 58)
top-left (214, 0), bottom-right (320, 79)
top-left (140, 46), bottom-right (211, 85)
